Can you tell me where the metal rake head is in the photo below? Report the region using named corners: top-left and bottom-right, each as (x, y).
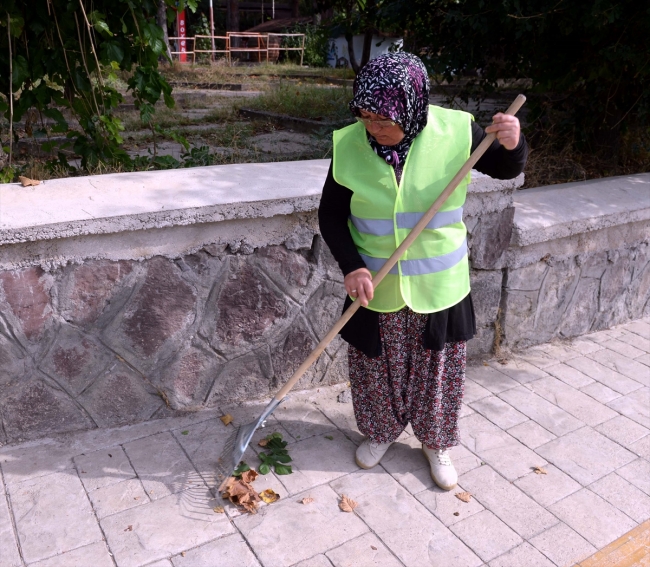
top-left (215, 397), bottom-right (284, 490)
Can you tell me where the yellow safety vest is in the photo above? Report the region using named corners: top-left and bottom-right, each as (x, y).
top-left (332, 104), bottom-right (472, 313)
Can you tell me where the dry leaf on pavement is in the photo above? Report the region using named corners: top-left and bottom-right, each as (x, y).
top-left (533, 466), bottom-right (548, 475)
top-left (371, 545), bottom-right (377, 550)
top-left (213, 506), bottom-right (225, 513)
top-left (240, 469), bottom-right (259, 483)
top-left (301, 496), bottom-right (314, 505)
top-left (455, 492), bottom-right (472, 503)
top-left (339, 495), bottom-right (358, 512)
top-left (18, 176), bottom-right (41, 186)
top-left (220, 414), bottom-right (234, 426)
top-left (220, 475), bottom-right (262, 514)
top-left (259, 489), bottom-right (280, 504)
top-left (124, 525), bottom-right (133, 532)
top-left (258, 438), bottom-right (269, 447)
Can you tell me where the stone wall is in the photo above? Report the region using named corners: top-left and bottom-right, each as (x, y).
top-left (0, 161), bottom-right (521, 443)
top-left (501, 174), bottom-right (650, 349)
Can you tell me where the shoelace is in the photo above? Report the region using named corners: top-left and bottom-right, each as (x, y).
top-left (435, 449), bottom-right (452, 466)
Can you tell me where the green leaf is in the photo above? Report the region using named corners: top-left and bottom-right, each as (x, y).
top-left (89, 11), bottom-right (112, 37)
top-left (258, 463), bottom-right (271, 475)
top-left (325, 435), bottom-right (334, 440)
top-left (274, 464), bottom-right (293, 475)
top-left (181, 430), bottom-right (189, 435)
top-left (100, 41), bottom-right (125, 65)
top-left (233, 462), bottom-right (251, 476)
top-left (273, 454), bottom-right (292, 464)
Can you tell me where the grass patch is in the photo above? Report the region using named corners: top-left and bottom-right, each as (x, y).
top-left (244, 83), bottom-right (353, 121)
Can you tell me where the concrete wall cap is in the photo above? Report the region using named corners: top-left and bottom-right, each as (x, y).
top-left (0, 159), bottom-right (520, 246)
top-left (511, 173), bottom-right (650, 247)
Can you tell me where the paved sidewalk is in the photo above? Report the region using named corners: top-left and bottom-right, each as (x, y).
top-left (1, 319), bottom-right (649, 567)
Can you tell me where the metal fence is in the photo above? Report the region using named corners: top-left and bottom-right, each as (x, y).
top-left (168, 33), bottom-right (305, 65)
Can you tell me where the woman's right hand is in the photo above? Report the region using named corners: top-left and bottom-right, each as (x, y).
top-left (344, 267), bottom-right (374, 307)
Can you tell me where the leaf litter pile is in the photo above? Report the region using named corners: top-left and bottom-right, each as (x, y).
top-left (218, 432), bottom-right (290, 514)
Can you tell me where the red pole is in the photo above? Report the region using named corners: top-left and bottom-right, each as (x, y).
top-left (177, 9), bottom-right (187, 62)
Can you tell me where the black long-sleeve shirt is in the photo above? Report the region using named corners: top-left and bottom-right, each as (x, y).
top-left (319, 120), bottom-right (528, 357)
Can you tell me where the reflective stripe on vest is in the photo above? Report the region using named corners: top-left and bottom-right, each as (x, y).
top-left (360, 238), bottom-right (467, 275)
top-left (350, 206), bottom-right (464, 236)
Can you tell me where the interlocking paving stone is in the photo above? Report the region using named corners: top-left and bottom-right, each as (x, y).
top-left (74, 446), bottom-right (135, 492)
top-left (580, 381), bottom-right (621, 404)
top-left (449, 510), bottom-right (522, 563)
top-left (0, 491), bottom-right (22, 567)
top-left (325, 532), bottom-right (403, 567)
top-left (463, 379), bottom-right (492, 403)
top-left (415, 483), bottom-right (485, 527)
top-left (459, 465), bottom-right (557, 540)
top-left (588, 348), bottom-right (650, 386)
top-left (293, 556), bottom-right (335, 567)
top-left (567, 337), bottom-right (604, 355)
top-left (487, 542), bottom-right (555, 567)
top-left (487, 359), bottom-right (548, 384)
top-left (8, 471), bottom-right (103, 564)
top-left (514, 348), bottom-right (560, 370)
top-left (589, 329), bottom-right (628, 343)
top-left (638, 353), bottom-right (650, 367)
top-left (616, 458), bottom-right (650, 496)
top-left (537, 342), bottom-right (581, 362)
top-left (549, 489), bottom-right (637, 549)
top-left (619, 330), bottom-right (650, 353)
top-left (311, 387), bottom-right (364, 445)
top-left (565, 357), bottom-right (642, 395)
top-left (497, 387), bottom-right (583, 436)
top-left (595, 415), bottom-right (650, 446)
top-left (330, 470), bottom-right (482, 567)
top-left (143, 561), bottom-right (173, 567)
top-left (459, 414), bottom-right (546, 481)
top-left (87, 478), bottom-right (149, 519)
top-left (529, 522), bottom-right (596, 566)
top-left (536, 426), bottom-right (636, 485)
top-left (513, 464), bottom-right (581, 507)
top-left (589, 472), bottom-right (650, 523)
top-left (602, 338), bottom-right (647, 360)
top-left (506, 421), bottom-right (555, 450)
top-left (629, 434), bottom-right (650, 459)
top-left (466, 366), bottom-right (519, 393)
top-left (623, 320), bottom-right (650, 339)
top-left (526, 376), bottom-right (619, 426)
top-left (607, 387), bottom-right (650, 428)
top-left (544, 363), bottom-right (594, 389)
top-left (469, 397), bottom-right (528, 430)
top-left (170, 533), bottom-right (261, 567)
top-left (271, 401), bottom-right (338, 441)
top-left (124, 431), bottom-right (202, 500)
top-left (101, 485), bottom-right (234, 567)
top-left (28, 541), bottom-right (114, 567)
top-left (270, 430), bottom-right (359, 496)
top-left (235, 483), bottom-right (367, 567)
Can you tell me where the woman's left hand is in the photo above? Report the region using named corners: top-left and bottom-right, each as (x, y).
top-left (485, 113), bottom-right (521, 150)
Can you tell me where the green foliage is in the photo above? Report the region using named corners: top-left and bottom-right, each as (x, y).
top-left (390, 0), bottom-right (650, 157)
top-left (233, 462), bottom-right (251, 476)
top-left (192, 13), bottom-right (212, 63)
top-left (283, 23), bottom-right (330, 67)
top-left (258, 432), bottom-right (293, 476)
top-left (0, 0), bottom-right (197, 170)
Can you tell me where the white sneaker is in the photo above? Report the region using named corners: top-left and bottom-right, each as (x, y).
top-left (422, 445), bottom-right (458, 490)
top-left (355, 438), bottom-right (393, 469)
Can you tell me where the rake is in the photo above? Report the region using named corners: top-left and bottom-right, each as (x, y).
top-left (216, 94), bottom-right (527, 488)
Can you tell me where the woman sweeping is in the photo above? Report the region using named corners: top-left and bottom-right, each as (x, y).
top-left (318, 52), bottom-right (527, 490)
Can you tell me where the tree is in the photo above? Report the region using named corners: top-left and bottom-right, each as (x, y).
top-left (390, 0), bottom-right (650, 159)
top-left (0, 0), bottom-right (196, 173)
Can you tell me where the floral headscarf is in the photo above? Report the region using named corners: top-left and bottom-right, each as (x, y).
top-left (349, 52), bottom-right (430, 181)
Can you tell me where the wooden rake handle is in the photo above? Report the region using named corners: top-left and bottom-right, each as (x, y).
top-left (275, 94), bottom-right (527, 401)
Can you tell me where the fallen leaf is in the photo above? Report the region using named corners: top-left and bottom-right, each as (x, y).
top-left (339, 495), bottom-right (358, 512)
top-left (259, 489), bottom-right (280, 504)
top-left (325, 435), bottom-right (334, 440)
top-left (240, 469), bottom-right (258, 484)
top-left (213, 506), bottom-right (225, 513)
top-left (258, 438), bottom-right (269, 447)
top-left (221, 476), bottom-right (262, 514)
top-left (371, 545), bottom-right (377, 550)
top-left (134, 497), bottom-right (140, 500)
top-left (18, 176), bottom-right (41, 187)
top-left (453, 511), bottom-right (460, 516)
top-left (533, 466), bottom-right (548, 475)
top-left (181, 552), bottom-right (186, 557)
top-left (181, 430), bottom-right (189, 435)
top-left (124, 525), bottom-right (133, 532)
top-left (108, 454), bottom-right (112, 458)
top-left (455, 492), bottom-right (472, 503)
top-left (220, 414), bottom-right (234, 426)
top-left (301, 496), bottom-right (314, 505)
top-left (81, 470), bottom-right (87, 474)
